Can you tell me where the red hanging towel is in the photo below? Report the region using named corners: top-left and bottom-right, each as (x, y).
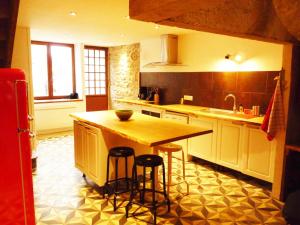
top-left (261, 94), bottom-right (274, 140)
top-left (261, 77), bottom-right (284, 140)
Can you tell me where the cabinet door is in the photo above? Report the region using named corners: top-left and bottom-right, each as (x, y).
top-left (73, 121), bottom-right (86, 171)
top-left (242, 125), bottom-right (276, 182)
top-left (216, 120), bottom-right (244, 171)
top-left (189, 116), bottom-right (218, 162)
top-left (85, 126), bottom-right (100, 182)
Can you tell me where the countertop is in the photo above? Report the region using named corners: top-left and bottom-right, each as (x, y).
top-left (116, 99), bottom-right (264, 125)
top-left (70, 110), bottom-right (212, 147)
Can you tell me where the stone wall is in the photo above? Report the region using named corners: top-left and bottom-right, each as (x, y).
top-left (109, 43), bottom-right (140, 109)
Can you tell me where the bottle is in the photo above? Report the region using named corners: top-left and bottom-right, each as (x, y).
top-left (154, 93), bottom-right (159, 105)
top-left (180, 98), bottom-right (184, 104)
top-left (154, 88), bottom-right (159, 105)
top-left (239, 104), bottom-right (244, 113)
top-left (252, 106), bottom-right (260, 116)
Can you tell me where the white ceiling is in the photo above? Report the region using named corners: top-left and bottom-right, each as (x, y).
top-left (18, 0), bottom-right (196, 46)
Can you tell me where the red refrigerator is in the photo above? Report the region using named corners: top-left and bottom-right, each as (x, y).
top-left (0, 69), bottom-right (35, 225)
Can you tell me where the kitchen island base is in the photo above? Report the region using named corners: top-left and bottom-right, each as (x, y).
top-left (74, 121), bottom-right (152, 187)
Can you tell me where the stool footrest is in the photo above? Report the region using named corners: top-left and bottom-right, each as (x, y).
top-left (129, 198), bottom-right (170, 210)
top-left (105, 177), bottom-right (132, 184)
top-left (138, 188), bottom-right (166, 196)
top-left (104, 179), bottom-right (137, 195)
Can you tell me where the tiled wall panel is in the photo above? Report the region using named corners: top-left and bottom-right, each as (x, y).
top-left (141, 71), bottom-right (279, 113)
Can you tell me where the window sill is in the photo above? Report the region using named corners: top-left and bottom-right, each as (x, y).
top-left (34, 99), bottom-right (83, 104)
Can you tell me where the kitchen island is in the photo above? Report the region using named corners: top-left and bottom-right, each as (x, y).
top-left (70, 110), bottom-right (212, 186)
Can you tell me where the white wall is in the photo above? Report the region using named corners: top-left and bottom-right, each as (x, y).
top-left (11, 26), bottom-right (37, 148)
top-left (140, 32), bottom-right (283, 72)
top-left (34, 101), bottom-right (85, 134)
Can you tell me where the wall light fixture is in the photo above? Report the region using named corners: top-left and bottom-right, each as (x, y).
top-left (225, 53), bottom-right (244, 63)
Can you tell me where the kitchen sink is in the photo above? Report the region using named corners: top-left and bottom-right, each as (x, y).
top-left (197, 108), bottom-right (258, 119)
top-left (199, 108), bottom-right (233, 114)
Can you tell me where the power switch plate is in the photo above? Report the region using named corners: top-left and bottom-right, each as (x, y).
top-left (183, 95), bottom-right (193, 101)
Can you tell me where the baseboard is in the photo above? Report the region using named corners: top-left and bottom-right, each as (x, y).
top-left (36, 127), bottom-right (73, 139)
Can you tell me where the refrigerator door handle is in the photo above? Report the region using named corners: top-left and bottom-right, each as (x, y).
top-left (29, 132), bottom-right (36, 138)
top-left (17, 128), bottom-right (35, 138)
top-left (28, 115), bottom-right (34, 121)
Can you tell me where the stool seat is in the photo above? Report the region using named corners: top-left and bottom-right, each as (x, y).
top-left (109, 146), bottom-right (134, 157)
top-left (155, 143), bottom-right (182, 152)
top-left (135, 154), bottom-right (163, 167)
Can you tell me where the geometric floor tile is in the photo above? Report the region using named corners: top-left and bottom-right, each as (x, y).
top-left (34, 135), bottom-right (287, 225)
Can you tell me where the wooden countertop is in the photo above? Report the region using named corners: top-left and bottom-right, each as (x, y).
top-left (70, 110), bottom-right (212, 147)
top-left (117, 99), bottom-right (264, 125)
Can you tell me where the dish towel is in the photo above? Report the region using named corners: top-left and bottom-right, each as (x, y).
top-left (261, 77), bottom-right (284, 140)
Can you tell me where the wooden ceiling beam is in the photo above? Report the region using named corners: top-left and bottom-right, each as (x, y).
top-left (129, 0), bottom-right (300, 44)
top-left (129, 0), bottom-right (222, 22)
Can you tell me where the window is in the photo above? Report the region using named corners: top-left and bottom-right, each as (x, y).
top-left (31, 41), bottom-right (76, 100)
top-left (84, 46), bottom-right (108, 95)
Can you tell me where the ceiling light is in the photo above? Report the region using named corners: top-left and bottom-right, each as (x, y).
top-left (69, 11), bottom-right (77, 16)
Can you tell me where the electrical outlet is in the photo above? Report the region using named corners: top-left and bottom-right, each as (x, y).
top-left (183, 95), bottom-right (193, 101)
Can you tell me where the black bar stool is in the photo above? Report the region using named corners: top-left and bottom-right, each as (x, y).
top-left (283, 189), bottom-right (300, 225)
top-left (103, 146), bottom-right (135, 211)
top-left (126, 154), bottom-right (170, 225)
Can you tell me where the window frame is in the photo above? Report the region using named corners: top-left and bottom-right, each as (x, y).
top-left (31, 41), bottom-right (76, 100)
top-left (84, 45), bottom-right (108, 97)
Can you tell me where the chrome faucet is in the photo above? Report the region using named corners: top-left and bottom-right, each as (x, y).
top-left (224, 94), bottom-right (237, 113)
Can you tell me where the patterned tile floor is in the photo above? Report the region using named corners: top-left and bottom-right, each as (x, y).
top-left (33, 135), bottom-right (286, 225)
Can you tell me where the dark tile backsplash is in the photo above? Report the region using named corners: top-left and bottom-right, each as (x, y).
top-left (140, 71), bottom-right (280, 114)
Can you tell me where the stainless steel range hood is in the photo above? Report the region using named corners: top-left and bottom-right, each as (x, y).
top-left (143, 34), bottom-right (182, 67)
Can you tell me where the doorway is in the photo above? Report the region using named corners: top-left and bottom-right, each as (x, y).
top-left (84, 46), bottom-right (108, 111)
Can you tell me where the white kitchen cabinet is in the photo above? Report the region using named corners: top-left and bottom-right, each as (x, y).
top-left (188, 116), bottom-right (218, 162)
top-left (242, 124), bottom-right (276, 182)
top-left (216, 120), bottom-right (244, 171)
top-left (161, 111), bottom-right (189, 158)
top-left (74, 121), bottom-right (107, 186)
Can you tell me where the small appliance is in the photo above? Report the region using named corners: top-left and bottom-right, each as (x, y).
top-left (138, 86), bottom-right (158, 101)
